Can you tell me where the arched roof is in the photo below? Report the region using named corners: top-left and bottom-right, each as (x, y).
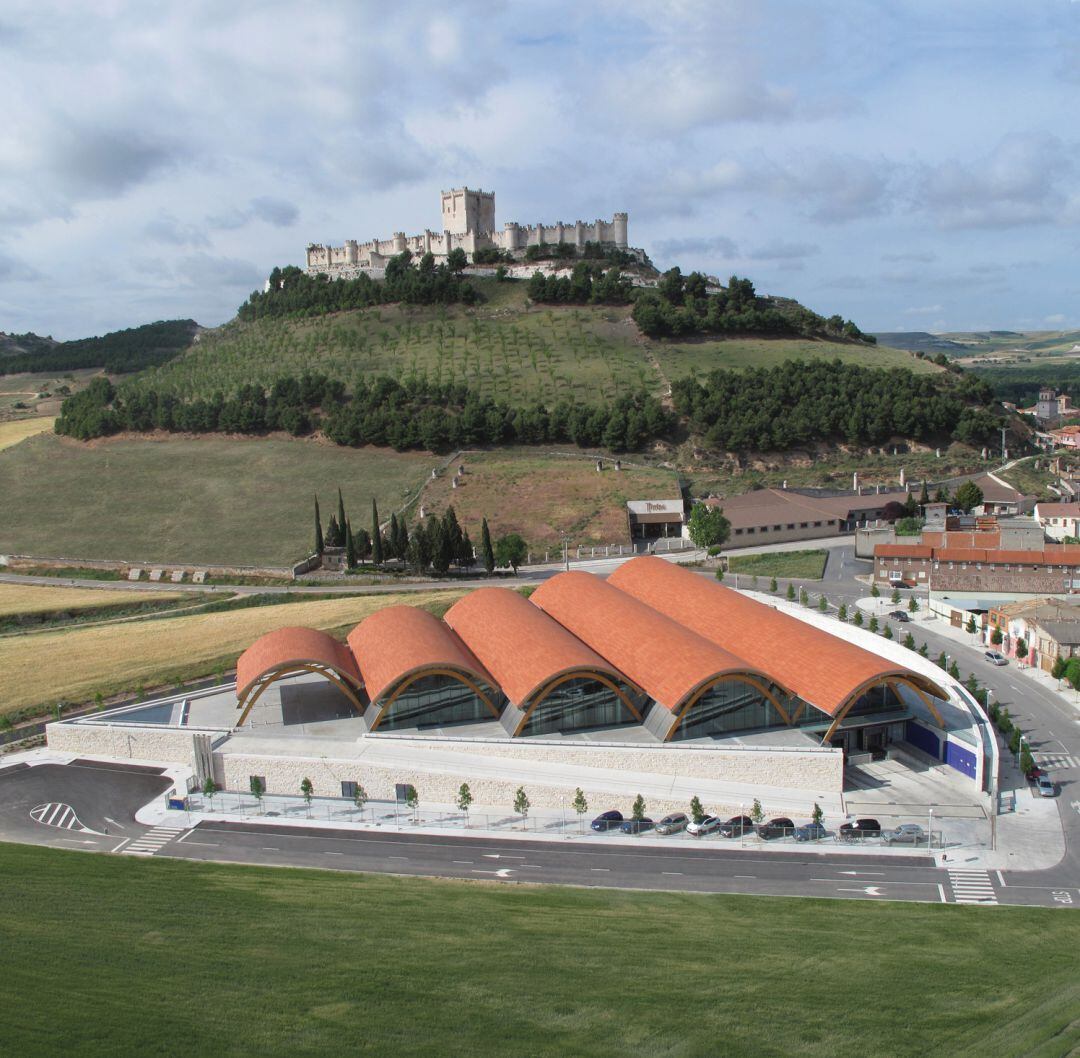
top-left (529, 571), bottom-right (780, 711)
top-left (236, 626), bottom-right (361, 701)
top-left (347, 604), bottom-right (495, 705)
top-left (608, 556), bottom-right (947, 716)
top-left (444, 587), bottom-right (632, 707)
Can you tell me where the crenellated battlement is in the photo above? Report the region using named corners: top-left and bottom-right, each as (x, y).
top-left (306, 187), bottom-right (631, 276)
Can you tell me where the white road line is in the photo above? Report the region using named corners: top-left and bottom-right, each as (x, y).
top-left (590, 868), bottom-right (610, 872)
top-left (388, 855), bottom-right (409, 861)
top-left (996, 871), bottom-right (1006, 886)
top-left (452, 860), bottom-right (473, 865)
top-left (937, 884), bottom-right (947, 903)
top-left (110, 838), bottom-right (131, 853)
top-left (180, 841), bottom-right (219, 847)
top-left (734, 875), bottom-right (757, 879)
top-left (45, 803), bottom-right (65, 825)
top-left (261, 847), bottom-right (280, 852)
top-left (662, 872), bottom-right (684, 876)
top-left (324, 851), bottom-right (344, 856)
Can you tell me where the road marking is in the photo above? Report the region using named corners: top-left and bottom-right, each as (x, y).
top-left (122, 824), bottom-right (188, 856)
top-left (937, 884), bottom-right (947, 903)
top-left (472, 868), bottom-right (515, 878)
top-left (104, 817), bottom-right (126, 831)
top-left (838, 870), bottom-right (885, 876)
top-left (388, 856), bottom-right (409, 861)
top-left (948, 868), bottom-right (998, 905)
top-left (734, 875), bottom-right (757, 879)
top-left (30, 802), bottom-right (103, 835)
top-left (838, 886), bottom-right (883, 896)
top-left (590, 868), bottom-right (610, 872)
top-left (110, 838), bottom-right (131, 853)
top-left (324, 851), bottom-right (344, 856)
top-left (262, 847), bottom-right (280, 851)
top-left (452, 860), bottom-right (473, 865)
top-left (662, 872), bottom-right (684, 876)
top-left (178, 840), bottom-right (219, 847)
top-left (996, 870), bottom-right (1006, 887)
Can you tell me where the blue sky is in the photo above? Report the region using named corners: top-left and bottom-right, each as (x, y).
top-left (1, 0), bottom-right (1078, 339)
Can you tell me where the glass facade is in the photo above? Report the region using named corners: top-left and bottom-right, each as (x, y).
top-left (376, 673), bottom-right (498, 731)
top-left (521, 676), bottom-right (638, 737)
top-left (841, 682), bottom-right (904, 722)
top-left (670, 679), bottom-right (788, 740)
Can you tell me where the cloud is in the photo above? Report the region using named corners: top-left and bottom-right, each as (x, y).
top-left (42, 124), bottom-right (179, 199)
top-left (882, 251), bottom-right (937, 263)
top-left (1045, 313), bottom-right (1067, 325)
top-left (0, 251), bottom-right (42, 282)
top-left (903, 304), bottom-right (944, 315)
top-left (207, 197), bottom-right (300, 232)
top-left (746, 241), bottom-right (819, 260)
top-left (173, 254), bottom-right (264, 290)
top-left (144, 214), bottom-right (210, 248)
top-left (653, 235), bottom-right (739, 259)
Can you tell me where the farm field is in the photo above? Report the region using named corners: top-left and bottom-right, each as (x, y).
top-left (122, 280), bottom-right (928, 406)
top-left (0, 433), bottom-right (434, 566)
top-left (2, 843), bottom-right (1078, 1058)
top-left (0, 588), bottom-right (465, 714)
top-left (416, 448), bottom-right (680, 549)
top-left (0, 368), bottom-right (97, 421)
top-left (0, 583), bottom-right (180, 620)
top-left (727, 549), bottom-right (828, 580)
top-left (0, 415), bottom-right (55, 451)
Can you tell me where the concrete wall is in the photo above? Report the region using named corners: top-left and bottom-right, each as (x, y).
top-left (46, 721), bottom-right (204, 765)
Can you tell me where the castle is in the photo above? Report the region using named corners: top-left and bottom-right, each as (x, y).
top-left (305, 187), bottom-right (630, 278)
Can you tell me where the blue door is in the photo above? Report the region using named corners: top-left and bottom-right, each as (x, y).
top-left (945, 740), bottom-right (977, 779)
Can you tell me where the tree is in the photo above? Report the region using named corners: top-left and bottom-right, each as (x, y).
top-left (948, 660), bottom-right (960, 679)
top-left (325, 514), bottom-right (342, 548)
top-left (769, 577), bottom-right (778, 593)
top-left (991, 625), bottom-right (1003, 646)
top-left (1051, 656), bottom-right (1066, 681)
top-left (345, 518), bottom-right (356, 569)
top-left (689, 795), bottom-right (705, 824)
top-left (514, 786), bottom-right (530, 828)
top-left (908, 596), bottom-right (919, 613)
top-left (936, 651), bottom-right (947, 669)
top-left (301, 777), bottom-right (313, 816)
top-left (446, 247), bottom-right (468, 272)
top-left (249, 775), bottom-right (265, 806)
top-left (202, 775), bottom-right (216, 810)
top-left (336, 487), bottom-right (347, 544)
top-left (903, 631), bottom-right (915, 650)
top-left (919, 480), bottom-right (930, 506)
top-left (933, 487), bottom-right (949, 504)
top-left (918, 643), bottom-right (929, 657)
top-left (953, 480), bottom-right (984, 514)
top-left (1015, 639), bottom-right (1028, 661)
top-left (481, 517), bottom-right (495, 573)
top-left (818, 595), bottom-right (828, 612)
top-left (786, 583), bottom-right (796, 601)
top-left (1020, 745), bottom-right (1035, 775)
top-left (631, 794), bottom-right (646, 821)
top-left (891, 588), bottom-right (901, 604)
top-left (965, 615), bottom-right (977, 635)
top-left (799, 587), bottom-right (809, 606)
top-left (572, 787), bottom-right (588, 831)
top-left (883, 624), bottom-right (893, 640)
top-left (495, 533), bottom-right (528, 573)
top-left (457, 782), bottom-right (473, 826)
top-left (853, 611), bottom-right (864, 627)
top-left (314, 494), bottom-right (324, 555)
top-left (869, 615), bottom-right (879, 634)
top-left (405, 784), bottom-right (419, 821)
top-left (812, 802), bottom-right (823, 826)
top-left (714, 566), bottom-right (724, 582)
top-left (371, 498), bottom-right (383, 564)
top-left (353, 782), bottom-right (368, 818)
top-left (838, 603), bottom-right (848, 621)
top-left (687, 504), bottom-right (731, 550)
top-left (750, 798), bottom-right (764, 825)
top-left (870, 583), bottom-right (880, 598)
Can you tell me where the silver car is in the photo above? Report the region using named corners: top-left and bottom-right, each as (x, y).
top-left (883, 823), bottom-right (926, 845)
top-left (984, 650), bottom-right (1008, 666)
top-left (1036, 775), bottom-right (1056, 797)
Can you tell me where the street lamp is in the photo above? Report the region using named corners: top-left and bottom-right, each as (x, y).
top-left (927, 807), bottom-right (934, 857)
top-left (1017, 733), bottom-right (1027, 768)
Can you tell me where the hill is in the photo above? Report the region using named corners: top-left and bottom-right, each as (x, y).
top-left (871, 331), bottom-right (969, 355)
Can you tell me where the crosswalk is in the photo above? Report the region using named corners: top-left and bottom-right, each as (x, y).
top-left (30, 802), bottom-right (96, 833)
top-left (1036, 753), bottom-right (1078, 771)
top-left (121, 823), bottom-right (186, 856)
top-left (948, 868), bottom-right (998, 905)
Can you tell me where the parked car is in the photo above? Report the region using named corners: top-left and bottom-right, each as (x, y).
top-left (716, 815), bottom-right (756, 838)
top-left (590, 810), bottom-right (623, 831)
top-left (839, 817), bottom-right (881, 840)
top-left (655, 812), bottom-right (689, 835)
top-left (686, 815), bottom-right (722, 837)
top-left (794, 821), bottom-right (827, 842)
top-left (1036, 774), bottom-right (1057, 797)
top-left (883, 823), bottom-right (927, 845)
top-left (757, 817), bottom-right (796, 840)
top-left (888, 610), bottom-right (910, 622)
top-left (984, 650), bottom-right (1008, 666)
top-left (1025, 764), bottom-right (1047, 783)
top-left (620, 817), bottom-right (654, 835)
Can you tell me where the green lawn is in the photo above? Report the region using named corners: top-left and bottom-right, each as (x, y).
top-left (728, 549), bottom-right (829, 579)
top-left (1, 844), bottom-right (1077, 1058)
top-left (0, 433), bottom-right (432, 566)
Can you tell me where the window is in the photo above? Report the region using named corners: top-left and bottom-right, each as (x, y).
top-left (746, 527), bottom-right (755, 535)
top-left (341, 780), bottom-right (358, 799)
top-left (786, 523), bottom-right (795, 530)
top-left (773, 525), bottom-right (782, 531)
top-left (734, 528), bottom-right (743, 535)
top-left (813, 521), bottom-right (822, 527)
top-left (799, 522), bottom-right (808, 528)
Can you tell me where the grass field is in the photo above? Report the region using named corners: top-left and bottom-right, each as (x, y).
top-left (417, 448), bottom-right (680, 547)
top-left (0, 588), bottom-right (464, 714)
top-left (0, 368), bottom-right (98, 422)
top-left (123, 281), bottom-right (929, 406)
top-left (0, 433), bottom-right (434, 566)
top-left (727, 549), bottom-right (828, 579)
top-left (0, 415), bottom-right (55, 450)
top-left (2, 843), bottom-right (1078, 1058)
top-left (0, 583), bottom-right (180, 619)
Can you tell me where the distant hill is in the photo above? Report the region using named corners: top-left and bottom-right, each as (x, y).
top-left (871, 331), bottom-right (969, 355)
top-left (0, 320), bottom-right (200, 376)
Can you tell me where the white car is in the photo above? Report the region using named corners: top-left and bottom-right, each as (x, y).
top-left (1036, 774), bottom-right (1056, 797)
top-left (984, 650), bottom-right (1008, 666)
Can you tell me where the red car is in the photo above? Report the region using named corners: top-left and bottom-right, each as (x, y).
top-left (1025, 764), bottom-right (1046, 783)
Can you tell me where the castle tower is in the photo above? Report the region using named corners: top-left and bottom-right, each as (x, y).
top-left (613, 212), bottom-right (628, 248)
top-left (440, 187), bottom-right (496, 236)
top-left (503, 221), bottom-right (520, 252)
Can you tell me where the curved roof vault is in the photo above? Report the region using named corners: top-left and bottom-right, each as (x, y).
top-left (528, 571), bottom-right (785, 712)
top-left (346, 605), bottom-right (496, 705)
top-left (444, 587), bottom-right (635, 707)
top-left (607, 556), bottom-right (947, 717)
top-left (236, 626), bottom-right (361, 702)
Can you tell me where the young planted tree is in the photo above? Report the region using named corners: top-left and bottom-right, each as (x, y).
top-left (371, 498), bottom-right (383, 565)
top-left (689, 795), bottom-right (705, 825)
top-left (202, 775), bottom-right (216, 810)
top-left (918, 643), bottom-right (929, 657)
top-left (481, 517), bottom-right (495, 573)
top-left (1016, 639), bottom-right (1029, 662)
top-left (631, 794), bottom-right (646, 822)
top-left (750, 798), bottom-right (764, 825)
top-left (948, 660), bottom-right (961, 679)
top-left (799, 587), bottom-right (809, 606)
top-left (870, 583), bottom-right (880, 598)
top-left (819, 595), bottom-right (828, 612)
top-left (513, 786), bottom-right (531, 829)
top-left (903, 631), bottom-right (916, 650)
top-left (300, 777), bottom-right (314, 817)
top-left (1051, 656), bottom-right (1066, 681)
top-left (853, 611), bottom-right (864, 627)
top-left (405, 784), bottom-right (419, 821)
top-left (249, 775), bottom-right (265, 808)
top-left (883, 624), bottom-right (893, 640)
top-left (868, 615), bottom-right (879, 634)
top-left (314, 494), bottom-right (324, 556)
top-left (812, 802), bottom-right (824, 826)
top-left (965, 615), bottom-right (977, 635)
top-left (353, 782), bottom-right (368, 819)
top-left (891, 588), bottom-right (901, 604)
top-left (785, 583), bottom-right (796, 601)
top-left (714, 567), bottom-right (724, 582)
top-left (457, 782), bottom-right (473, 827)
top-left (572, 787), bottom-right (588, 832)
top-left (908, 596), bottom-right (919, 613)
top-left (838, 603), bottom-right (848, 621)
top-left (936, 651), bottom-right (947, 669)
top-left (769, 577), bottom-right (778, 593)
top-left (991, 625), bottom-right (1003, 646)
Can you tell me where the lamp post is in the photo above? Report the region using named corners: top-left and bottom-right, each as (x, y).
top-left (1017, 733), bottom-right (1027, 768)
top-left (927, 807), bottom-right (934, 857)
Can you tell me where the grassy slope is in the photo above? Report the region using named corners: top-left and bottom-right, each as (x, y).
top-left (0, 433), bottom-right (433, 566)
top-left (727, 549), bottom-right (828, 579)
top-left (0, 415), bottom-right (56, 451)
top-left (0, 588), bottom-right (465, 713)
top-left (417, 448), bottom-right (679, 547)
top-left (0, 583), bottom-right (180, 619)
top-left (123, 280), bottom-right (934, 405)
top-left (2, 844), bottom-right (1078, 1058)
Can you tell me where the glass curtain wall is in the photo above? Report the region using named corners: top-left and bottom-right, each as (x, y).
top-left (671, 680), bottom-right (788, 740)
top-left (376, 673), bottom-right (498, 731)
top-left (521, 677), bottom-right (637, 737)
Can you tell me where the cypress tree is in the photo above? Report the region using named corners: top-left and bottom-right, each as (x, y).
top-left (337, 487), bottom-right (347, 543)
top-left (399, 517), bottom-right (409, 558)
top-left (345, 518), bottom-right (356, 569)
top-left (481, 517), bottom-right (495, 573)
top-left (314, 495), bottom-right (324, 555)
top-left (443, 506), bottom-right (464, 564)
top-left (325, 514), bottom-right (341, 548)
top-left (919, 480), bottom-right (929, 506)
top-left (388, 513), bottom-right (399, 558)
top-left (371, 498), bottom-right (383, 564)
top-left (431, 518), bottom-right (452, 574)
top-left (459, 529), bottom-right (475, 568)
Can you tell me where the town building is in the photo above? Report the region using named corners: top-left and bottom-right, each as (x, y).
top-left (1031, 387), bottom-right (1075, 425)
top-left (986, 597), bottom-right (1080, 673)
top-left (625, 498), bottom-right (685, 540)
top-left (1049, 426), bottom-right (1080, 450)
top-left (1035, 501), bottom-right (1080, 542)
top-left (305, 187), bottom-right (633, 277)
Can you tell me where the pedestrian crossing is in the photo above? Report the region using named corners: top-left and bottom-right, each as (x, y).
top-left (121, 823), bottom-right (186, 856)
top-left (30, 802), bottom-right (95, 833)
top-left (1036, 753), bottom-right (1078, 771)
top-left (948, 868), bottom-right (998, 905)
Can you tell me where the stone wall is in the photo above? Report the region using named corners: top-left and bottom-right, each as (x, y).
top-left (46, 722), bottom-right (202, 765)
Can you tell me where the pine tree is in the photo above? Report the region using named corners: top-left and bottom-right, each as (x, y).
top-left (443, 506), bottom-right (464, 564)
top-left (919, 480), bottom-right (930, 506)
top-left (337, 487), bottom-right (347, 544)
top-left (325, 513), bottom-right (342, 548)
top-left (459, 529), bottom-right (475, 568)
top-left (481, 517), bottom-right (495, 573)
top-left (398, 517), bottom-right (409, 558)
top-left (371, 498), bottom-right (383, 564)
top-left (387, 512), bottom-right (400, 559)
top-left (314, 495), bottom-right (324, 555)
top-left (431, 517), bottom-right (453, 574)
top-left (345, 518), bottom-right (356, 569)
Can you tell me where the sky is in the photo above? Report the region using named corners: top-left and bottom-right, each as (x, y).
top-left (1, 0), bottom-right (1079, 340)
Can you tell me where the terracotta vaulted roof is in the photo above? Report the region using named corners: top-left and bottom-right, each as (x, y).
top-left (529, 571), bottom-right (777, 711)
top-left (875, 544), bottom-right (932, 559)
top-left (608, 556), bottom-right (945, 717)
top-left (444, 587), bottom-right (629, 707)
top-left (346, 605), bottom-right (494, 704)
top-left (236, 626), bottom-right (361, 700)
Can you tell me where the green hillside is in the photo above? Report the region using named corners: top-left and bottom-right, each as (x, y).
top-left (124, 279), bottom-right (934, 405)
